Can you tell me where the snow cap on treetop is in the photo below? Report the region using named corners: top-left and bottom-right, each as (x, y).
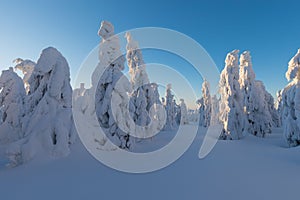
top-left (225, 49), bottom-right (239, 67)
top-left (35, 47), bottom-right (66, 75)
top-left (98, 20), bottom-right (114, 39)
top-left (125, 32), bottom-right (139, 50)
top-left (167, 83), bottom-right (172, 90)
top-left (286, 48), bottom-right (300, 81)
top-left (240, 51), bottom-right (252, 67)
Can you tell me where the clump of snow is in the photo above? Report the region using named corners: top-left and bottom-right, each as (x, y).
top-left (13, 58), bottom-right (35, 93)
top-left (285, 49), bottom-right (300, 81)
top-left (0, 68), bottom-right (26, 144)
top-left (7, 47), bottom-right (76, 166)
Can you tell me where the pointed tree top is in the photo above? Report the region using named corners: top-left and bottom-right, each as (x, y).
top-left (98, 20), bottom-right (114, 39)
top-left (225, 49), bottom-right (239, 67)
top-left (286, 48), bottom-right (300, 81)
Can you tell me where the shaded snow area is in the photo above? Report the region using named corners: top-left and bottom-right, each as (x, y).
top-left (0, 125), bottom-right (299, 200)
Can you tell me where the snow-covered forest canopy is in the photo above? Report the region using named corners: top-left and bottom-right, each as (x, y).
top-left (0, 20), bottom-right (299, 168)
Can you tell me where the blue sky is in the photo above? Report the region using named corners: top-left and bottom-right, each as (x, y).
top-left (1, 0), bottom-right (300, 108)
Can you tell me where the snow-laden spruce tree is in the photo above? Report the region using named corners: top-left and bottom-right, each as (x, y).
top-left (0, 68), bottom-right (26, 144)
top-left (210, 95), bottom-right (220, 125)
top-left (73, 83), bottom-right (86, 101)
top-left (95, 21), bottom-right (135, 149)
top-left (219, 50), bottom-right (245, 140)
top-left (198, 80), bottom-right (211, 127)
top-left (72, 83), bottom-right (87, 115)
top-left (125, 32), bottom-right (163, 138)
top-left (187, 109), bottom-right (199, 123)
top-left (174, 99), bottom-right (181, 125)
top-left (7, 47), bottom-right (76, 166)
top-left (179, 99), bottom-right (188, 124)
top-left (275, 89), bottom-right (283, 126)
top-left (125, 32), bottom-right (149, 90)
top-left (252, 80), bottom-right (273, 136)
top-left (265, 88), bottom-right (280, 127)
top-left (164, 84), bottom-right (177, 130)
top-left (239, 51), bottom-right (272, 137)
top-left (281, 49), bottom-right (300, 146)
top-left (13, 58), bottom-right (35, 94)
top-left (196, 97), bottom-right (205, 124)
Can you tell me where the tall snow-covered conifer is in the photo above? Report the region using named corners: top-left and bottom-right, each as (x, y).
top-left (198, 80), bottom-right (211, 127)
top-left (179, 99), bottom-right (188, 124)
top-left (239, 51), bottom-right (272, 137)
top-left (164, 84), bottom-right (177, 130)
top-left (126, 32), bottom-right (161, 138)
top-left (282, 49), bottom-right (300, 146)
top-left (219, 50), bottom-right (245, 139)
top-left (210, 95), bottom-right (220, 125)
top-left (0, 68), bottom-right (26, 144)
top-left (95, 21), bottom-right (134, 149)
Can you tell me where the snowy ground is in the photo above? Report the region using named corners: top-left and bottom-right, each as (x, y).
top-left (0, 124), bottom-right (299, 200)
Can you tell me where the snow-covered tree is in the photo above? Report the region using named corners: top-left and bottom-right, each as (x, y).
top-left (125, 32), bottom-right (149, 90)
top-left (239, 51), bottom-right (272, 137)
top-left (174, 99), bottom-right (181, 125)
top-left (126, 32), bottom-right (164, 139)
top-left (95, 21), bottom-right (134, 149)
top-left (196, 97), bottom-right (205, 125)
top-left (164, 84), bottom-right (177, 130)
top-left (264, 88), bottom-right (280, 127)
top-left (252, 80), bottom-right (273, 136)
top-left (0, 68), bottom-right (25, 144)
top-left (179, 99), bottom-right (188, 124)
top-left (282, 49), bottom-right (300, 147)
top-left (198, 80), bottom-right (211, 127)
top-left (275, 89), bottom-right (283, 126)
top-left (7, 47), bottom-right (75, 166)
top-left (73, 83), bottom-right (86, 101)
top-left (73, 82), bottom-right (87, 115)
top-left (219, 49), bottom-right (245, 140)
top-left (210, 95), bottom-right (220, 125)
top-left (13, 58), bottom-right (35, 94)
top-left (187, 109), bottom-right (199, 123)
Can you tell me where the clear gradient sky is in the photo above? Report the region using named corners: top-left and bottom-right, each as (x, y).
top-left (1, 0), bottom-right (300, 108)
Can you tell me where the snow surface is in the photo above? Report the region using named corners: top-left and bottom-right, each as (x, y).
top-left (0, 125), bottom-right (299, 200)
